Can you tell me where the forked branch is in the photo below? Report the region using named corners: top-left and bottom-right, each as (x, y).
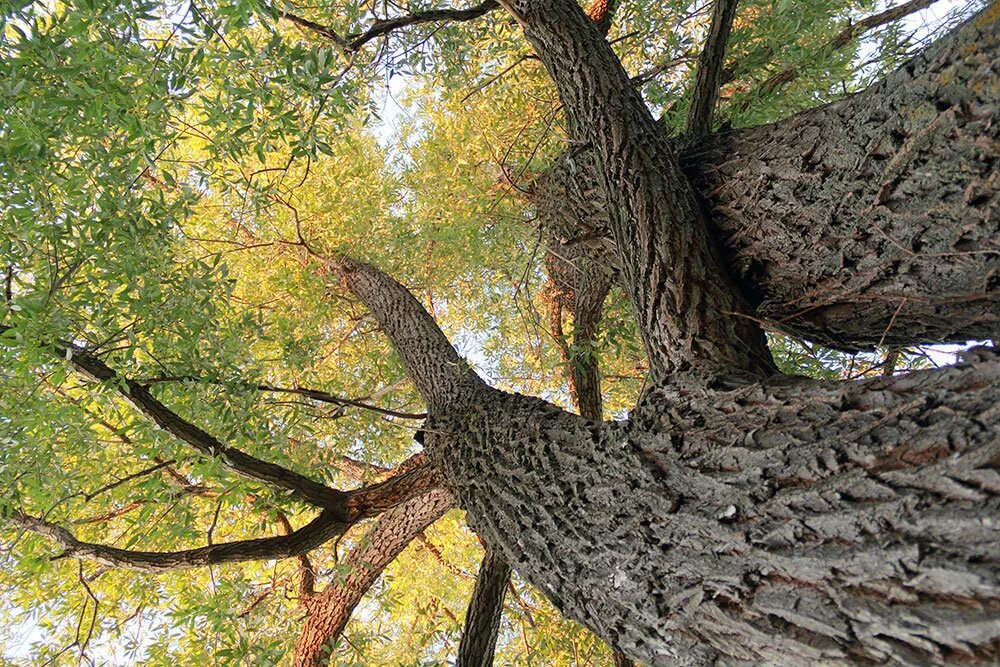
top-left (281, 1), bottom-right (499, 53)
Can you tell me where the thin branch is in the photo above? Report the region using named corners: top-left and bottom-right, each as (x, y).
top-left (456, 547), bottom-right (512, 667)
top-left (687, 0), bottom-right (740, 136)
top-left (281, 0), bottom-right (499, 53)
top-left (9, 509), bottom-right (349, 573)
top-left (831, 0), bottom-right (936, 48)
top-left (2, 326), bottom-right (350, 513)
top-left (278, 512), bottom-right (317, 597)
top-left (80, 459), bottom-right (177, 503)
top-left (258, 384), bottom-right (426, 419)
top-left (753, 0), bottom-right (938, 98)
top-left (142, 375), bottom-right (427, 420)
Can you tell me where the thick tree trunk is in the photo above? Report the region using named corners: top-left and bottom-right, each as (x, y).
top-left (322, 6), bottom-right (1000, 665)
top-left (534, 11), bottom-right (1000, 349)
top-left (430, 350), bottom-right (1000, 665)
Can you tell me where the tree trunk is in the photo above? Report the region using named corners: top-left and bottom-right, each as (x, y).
top-left (429, 350), bottom-right (1000, 665)
top-left (323, 5), bottom-right (1000, 665)
top-left (513, 0), bottom-right (777, 380)
top-left (534, 11), bottom-right (999, 349)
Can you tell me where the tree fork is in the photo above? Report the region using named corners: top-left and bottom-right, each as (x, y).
top-left (534, 9), bottom-right (1000, 350)
top-left (509, 0), bottom-right (775, 379)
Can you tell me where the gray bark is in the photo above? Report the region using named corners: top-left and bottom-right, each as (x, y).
top-left (512, 0), bottom-right (776, 379)
top-left (424, 3), bottom-right (1000, 665)
top-left (334, 256), bottom-right (488, 410)
top-left (430, 350), bottom-right (1000, 665)
top-left (534, 11), bottom-right (1000, 350)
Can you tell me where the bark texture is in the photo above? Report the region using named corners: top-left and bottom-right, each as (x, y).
top-left (543, 205), bottom-right (614, 420)
top-left (335, 257), bottom-right (488, 409)
top-left (513, 0), bottom-right (775, 379)
top-left (431, 350), bottom-right (1000, 666)
top-left (534, 11), bottom-right (1000, 349)
top-left (456, 548), bottom-right (512, 667)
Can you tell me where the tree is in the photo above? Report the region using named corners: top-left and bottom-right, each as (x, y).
top-left (1, 0), bottom-right (998, 664)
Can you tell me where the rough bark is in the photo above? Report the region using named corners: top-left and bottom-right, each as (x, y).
top-left (456, 548), bottom-right (512, 667)
top-left (544, 220), bottom-right (613, 420)
top-left (511, 0), bottom-right (775, 379)
top-left (430, 350), bottom-right (1000, 665)
top-left (416, 4), bottom-right (1000, 665)
top-left (534, 10), bottom-right (1000, 349)
top-left (293, 490), bottom-right (455, 667)
top-left (333, 256), bottom-right (488, 410)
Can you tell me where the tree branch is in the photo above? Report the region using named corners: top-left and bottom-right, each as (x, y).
top-left (510, 0), bottom-right (775, 378)
top-left (3, 324), bottom-right (443, 536)
top-left (9, 509), bottom-right (349, 573)
top-left (533, 6), bottom-right (998, 349)
top-left (753, 0), bottom-right (936, 99)
top-left (831, 0), bottom-right (937, 49)
top-left (281, 1), bottom-right (499, 53)
top-left (325, 256), bottom-right (487, 411)
top-left (278, 511), bottom-right (317, 597)
top-left (142, 374), bottom-right (426, 420)
top-left (456, 547), bottom-right (512, 667)
top-left (293, 490), bottom-right (455, 667)
top-left (686, 0), bottom-right (740, 136)
top-left (3, 326), bottom-right (351, 512)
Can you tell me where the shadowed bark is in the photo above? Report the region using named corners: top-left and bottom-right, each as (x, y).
top-left (544, 228), bottom-right (613, 421)
top-left (419, 1), bottom-right (1000, 664)
top-left (686, 0), bottom-right (740, 136)
top-left (456, 548), bottom-right (512, 667)
top-left (511, 0), bottom-right (776, 379)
